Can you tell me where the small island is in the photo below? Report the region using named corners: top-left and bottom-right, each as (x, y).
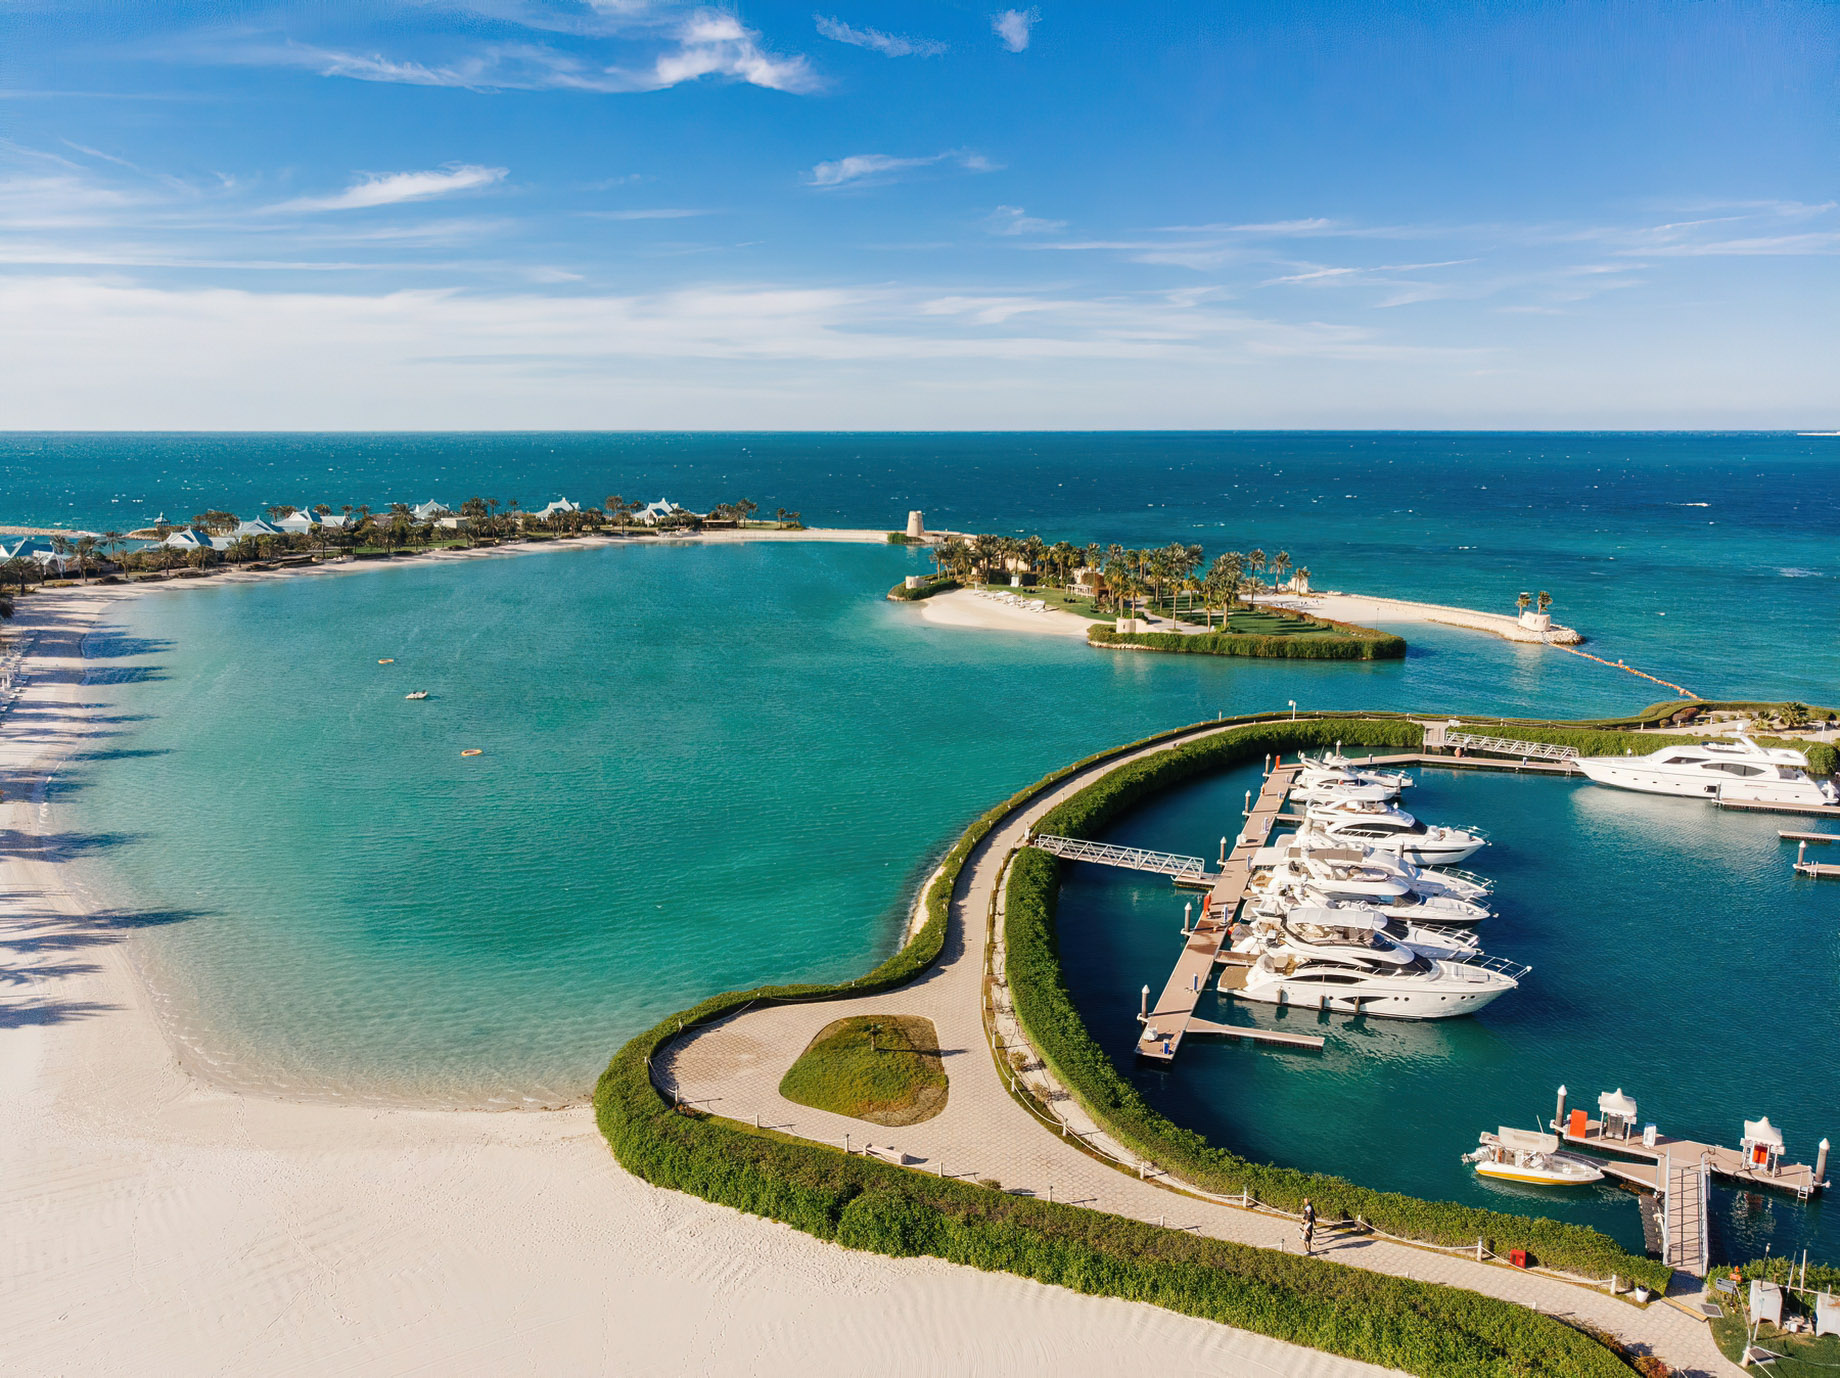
top-left (891, 532), bottom-right (1406, 660)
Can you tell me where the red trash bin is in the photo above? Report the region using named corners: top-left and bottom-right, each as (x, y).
top-left (1509, 1249), bottom-right (1528, 1269)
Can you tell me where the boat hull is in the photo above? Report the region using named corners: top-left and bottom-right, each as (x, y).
top-left (1235, 977), bottom-right (1510, 1019)
top-left (1473, 1160), bottom-right (1604, 1187)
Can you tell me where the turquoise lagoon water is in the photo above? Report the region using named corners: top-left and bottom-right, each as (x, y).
top-left (71, 538), bottom-right (1632, 1105)
top-left (1057, 763), bottom-right (1840, 1264)
top-left (8, 431), bottom-right (1839, 701)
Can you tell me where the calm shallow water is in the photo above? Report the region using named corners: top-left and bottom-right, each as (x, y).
top-left (69, 539), bottom-right (1632, 1105)
top-left (1057, 763), bottom-right (1840, 1264)
top-left (8, 431), bottom-right (1838, 701)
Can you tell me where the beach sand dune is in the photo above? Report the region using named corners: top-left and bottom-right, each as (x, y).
top-left (0, 592), bottom-right (1390, 1377)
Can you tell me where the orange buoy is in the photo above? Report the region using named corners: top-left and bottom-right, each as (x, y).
top-left (460, 748), bottom-right (483, 757)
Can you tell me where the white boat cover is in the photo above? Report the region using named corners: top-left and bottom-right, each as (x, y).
top-left (1290, 906), bottom-right (1384, 931)
top-left (1744, 1117), bottom-right (1785, 1149)
top-left (1817, 1292), bottom-right (1839, 1339)
top-left (1497, 1127), bottom-right (1559, 1154)
top-left (1751, 1279), bottom-right (1783, 1326)
top-left (1598, 1088), bottom-right (1638, 1118)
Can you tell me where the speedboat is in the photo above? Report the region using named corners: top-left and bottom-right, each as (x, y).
top-left (1290, 776), bottom-right (1398, 805)
top-left (1262, 829), bottom-right (1494, 902)
top-left (1304, 799), bottom-right (1489, 865)
top-left (1578, 736), bottom-right (1837, 808)
top-left (405, 690), bottom-right (430, 700)
top-left (1243, 897), bottom-right (1481, 960)
top-left (1464, 1127), bottom-right (1605, 1186)
top-left (1221, 912), bottom-right (1522, 1019)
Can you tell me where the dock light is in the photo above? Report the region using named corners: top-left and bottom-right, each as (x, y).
top-left (1555, 1085), bottom-right (1568, 1131)
top-left (1219, 836), bottom-right (1228, 865)
top-left (1818, 1139), bottom-right (1830, 1186)
top-left (1288, 700), bottom-right (1298, 721)
top-left (1140, 985), bottom-right (1149, 1021)
top-left (1244, 790), bottom-right (1252, 815)
top-left (1183, 901), bottom-right (1193, 935)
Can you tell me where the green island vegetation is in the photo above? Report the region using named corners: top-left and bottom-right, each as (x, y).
top-left (591, 710), bottom-right (1735, 1377)
top-left (904, 534), bottom-right (1403, 657)
top-left (1708, 1258), bottom-right (1840, 1374)
top-left (0, 495), bottom-right (802, 590)
top-left (779, 1015), bottom-right (948, 1126)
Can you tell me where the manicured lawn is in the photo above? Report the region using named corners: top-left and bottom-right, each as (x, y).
top-left (778, 1015), bottom-right (948, 1126)
top-left (1712, 1309), bottom-right (1840, 1375)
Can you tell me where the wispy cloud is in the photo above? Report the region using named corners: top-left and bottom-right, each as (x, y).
top-left (267, 165), bottom-right (508, 214)
top-left (807, 149), bottom-right (997, 189)
top-left (985, 205), bottom-right (1065, 236)
top-left (209, 11), bottom-right (817, 95)
top-left (815, 15), bottom-right (946, 58)
top-left (992, 8), bottom-right (1039, 53)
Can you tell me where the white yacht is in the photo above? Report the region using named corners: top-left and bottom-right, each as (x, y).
top-left (1261, 829), bottom-right (1494, 902)
top-left (1304, 799), bottom-right (1489, 865)
top-left (1291, 757), bottom-right (1411, 804)
top-left (1247, 860), bottom-right (1491, 925)
top-left (1300, 751), bottom-right (1413, 790)
top-left (1578, 736), bottom-right (1838, 808)
top-left (1464, 1128), bottom-right (1605, 1187)
top-left (1243, 897), bottom-right (1480, 960)
top-left (1220, 912), bottom-right (1523, 1019)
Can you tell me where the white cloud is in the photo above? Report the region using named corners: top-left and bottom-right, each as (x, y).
top-left (991, 8), bottom-right (1039, 53)
top-left (641, 12), bottom-right (817, 93)
top-left (815, 15), bottom-right (946, 58)
top-left (808, 149), bottom-right (998, 189)
top-left (267, 165), bottom-right (508, 214)
top-left (986, 205), bottom-right (1065, 236)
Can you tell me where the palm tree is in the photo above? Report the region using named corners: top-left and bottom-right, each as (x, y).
top-left (75, 536), bottom-right (98, 583)
top-left (1516, 592), bottom-right (1531, 617)
top-left (1536, 591), bottom-right (1552, 615)
top-left (1273, 550), bottom-right (1291, 592)
top-left (1293, 565), bottom-right (1309, 594)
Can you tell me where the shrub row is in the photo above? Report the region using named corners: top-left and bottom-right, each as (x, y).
top-left (595, 711), bottom-right (1641, 1375)
top-left (1005, 716), bottom-right (1675, 1293)
top-left (1088, 626), bottom-right (1408, 661)
top-left (887, 577), bottom-right (961, 602)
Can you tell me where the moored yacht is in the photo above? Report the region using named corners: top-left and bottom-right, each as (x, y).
top-left (1578, 736), bottom-right (1837, 808)
top-left (1260, 829), bottom-right (1494, 902)
top-left (1304, 799), bottom-right (1489, 865)
top-left (1242, 897), bottom-right (1481, 959)
top-left (1247, 859), bottom-right (1490, 924)
top-left (1221, 912), bottom-right (1522, 1018)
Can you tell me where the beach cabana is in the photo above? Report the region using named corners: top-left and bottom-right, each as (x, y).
top-left (1741, 1117), bottom-right (1785, 1174)
top-left (1597, 1089), bottom-right (1638, 1140)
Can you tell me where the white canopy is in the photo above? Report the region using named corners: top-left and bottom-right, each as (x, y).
top-left (1290, 906), bottom-right (1383, 931)
top-left (1497, 1127), bottom-right (1559, 1154)
top-left (1743, 1117), bottom-right (1785, 1149)
top-left (1598, 1088), bottom-right (1637, 1119)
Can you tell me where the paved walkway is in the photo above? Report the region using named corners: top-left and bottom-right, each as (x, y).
top-left (664, 722), bottom-right (1741, 1378)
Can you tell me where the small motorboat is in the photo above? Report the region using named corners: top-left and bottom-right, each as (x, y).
top-left (405, 690), bottom-right (429, 700)
top-left (1464, 1127), bottom-right (1604, 1186)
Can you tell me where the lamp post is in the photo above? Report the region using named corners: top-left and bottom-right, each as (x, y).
top-left (1288, 700), bottom-right (1297, 721)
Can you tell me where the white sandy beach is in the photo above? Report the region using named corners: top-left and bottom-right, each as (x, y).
top-left (0, 590), bottom-right (1384, 1377)
top-left (913, 587), bottom-right (1095, 637)
top-left (1254, 592), bottom-right (1582, 645)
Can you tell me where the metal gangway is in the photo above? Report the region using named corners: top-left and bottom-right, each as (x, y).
top-left (1659, 1154), bottom-right (1711, 1277)
top-left (1030, 834), bottom-right (1210, 885)
top-left (1444, 731), bottom-right (1579, 764)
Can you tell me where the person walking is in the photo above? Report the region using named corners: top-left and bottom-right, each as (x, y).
top-left (1299, 1198), bottom-right (1317, 1255)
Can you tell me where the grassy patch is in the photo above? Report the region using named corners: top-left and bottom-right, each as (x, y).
top-left (1711, 1311), bottom-right (1840, 1375)
top-left (780, 1015), bottom-right (947, 1126)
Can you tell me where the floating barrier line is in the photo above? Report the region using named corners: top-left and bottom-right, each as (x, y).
top-left (1548, 644), bottom-right (1695, 699)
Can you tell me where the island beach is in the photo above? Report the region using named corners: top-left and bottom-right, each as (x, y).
top-left (1255, 592), bottom-right (1583, 645)
top-left (0, 593), bottom-right (1396, 1378)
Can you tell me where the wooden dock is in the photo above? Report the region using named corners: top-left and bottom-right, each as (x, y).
top-left (1780, 830), bottom-right (1837, 844)
top-left (1794, 862), bottom-right (1840, 879)
top-left (1137, 763), bottom-right (1303, 1062)
top-left (1553, 1118), bottom-right (1827, 1198)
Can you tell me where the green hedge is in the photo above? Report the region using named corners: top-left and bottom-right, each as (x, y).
top-left (1089, 626), bottom-right (1408, 661)
top-left (1005, 716), bottom-right (1675, 1293)
top-left (888, 577), bottom-right (961, 601)
top-left (594, 711), bottom-right (1640, 1376)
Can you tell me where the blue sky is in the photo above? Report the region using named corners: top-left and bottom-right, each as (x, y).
top-left (1, 0), bottom-right (1835, 428)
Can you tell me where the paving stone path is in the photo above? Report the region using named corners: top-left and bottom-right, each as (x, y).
top-left (664, 722), bottom-right (1740, 1378)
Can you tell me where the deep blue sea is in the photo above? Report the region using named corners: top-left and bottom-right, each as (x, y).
top-left (11, 433), bottom-right (1837, 1265)
top-left (6, 431), bottom-right (1838, 700)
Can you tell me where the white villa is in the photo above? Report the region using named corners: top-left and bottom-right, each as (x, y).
top-left (211, 519), bottom-right (284, 550)
top-left (410, 500), bottom-right (451, 524)
top-left (0, 537), bottom-right (75, 575)
top-left (530, 498), bottom-right (580, 520)
top-left (159, 528), bottom-right (216, 553)
top-left (634, 499), bottom-right (691, 526)
top-left (273, 509), bottom-right (320, 534)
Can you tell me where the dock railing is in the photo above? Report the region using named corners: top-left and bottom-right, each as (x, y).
top-left (1442, 731), bottom-right (1580, 763)
top-left (1029, 833), bottom-right (1210, 884)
